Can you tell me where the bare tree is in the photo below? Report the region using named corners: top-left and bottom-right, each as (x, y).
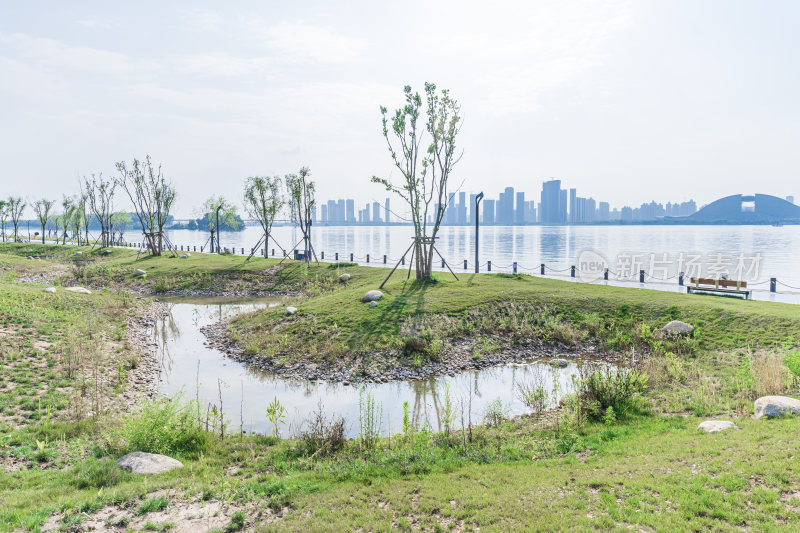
top-left (82, 174), bottom-right (116, 247)
top-left (79, 194), bottom-right (90, 245)
top-left (32, 198), bottom-right (55, 244)
top-left (7, 197), bottom-right (26, 242)
top-left (115, 156), bottom-right (176, 256)
top-left (243, 176), bottom-right (284, 258)
top-left (372, 83), bottom-right (463, 279)
top-left (284, 167), bottom-right (316, 264)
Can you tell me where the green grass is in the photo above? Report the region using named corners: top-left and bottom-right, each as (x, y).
top-left (1, 243), bottom-right (800, 531)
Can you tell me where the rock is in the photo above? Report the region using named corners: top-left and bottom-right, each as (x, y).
top-left (556, 359), bottom-right (569, 368)
top-left (134, 269), bottom-right (146, 277)
top-left (369, 301), bottom-right (378, 308)
top-left (697, 420), bottom-right (738, 433)
top-left (754, 396), bottom-right (800, 419)
top-left (101, 249), bottom-right (112, 255)
top-left (75, 251), bottom-right (83, 256)
top-left (661, 320), bottom-right (695, 337)
top-left (116, 452), bottom-right (183, 475)
top-left (180, 253), bottom-right (191, 258)
top-left (338, 273), bottom-right (351, 282)
top-left (65, 287), bottom-right (91, 295)
top-left (43, 287), bottom-right (57, 294)
top-left (285, 306), bottom-right (297, 316)
top-left (362, 290), bottom-right (384, 303)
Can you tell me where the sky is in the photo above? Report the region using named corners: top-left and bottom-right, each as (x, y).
top-left (1, 0), bottom-right (798, 217)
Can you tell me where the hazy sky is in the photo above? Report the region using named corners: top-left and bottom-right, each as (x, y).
top-left (1, 0), bottom-right (798, 217)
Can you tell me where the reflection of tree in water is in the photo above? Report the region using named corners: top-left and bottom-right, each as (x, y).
top-left (153, 304), bottom-right (181, 379)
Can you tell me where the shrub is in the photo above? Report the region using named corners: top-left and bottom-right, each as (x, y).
top-left (483, 398), bottom-right (509, 428)
top-left (114, 395), bottom-right (208, 456)
top-left (751, 351), bottom-right (785, 397)
top-left (785, 350), bottom-right (800, 378)
top-left (574, 364), bottom-right (648, 420)
top-left (299, 402), bottom-right (346, 458)
top-left (74, 457), bottom-right (130, 489)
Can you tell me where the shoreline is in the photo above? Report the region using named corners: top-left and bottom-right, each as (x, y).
top-left (201, 317), bottom-right (618, 384)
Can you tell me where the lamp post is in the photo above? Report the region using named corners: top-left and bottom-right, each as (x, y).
top-left (474, 192), bottom-right (484, 273)
top-left (215, 205), bottom-right (222, 253)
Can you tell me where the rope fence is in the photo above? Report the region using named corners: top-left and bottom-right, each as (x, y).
top-left (26, 236), bottom-right (800, 298)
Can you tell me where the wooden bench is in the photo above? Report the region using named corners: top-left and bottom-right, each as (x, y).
top-left (687, 277), bottom-right (750, 299)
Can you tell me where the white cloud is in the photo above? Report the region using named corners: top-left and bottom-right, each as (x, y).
top-left (246, 20), bottom-right (365, 64)
top-left (183, 8), bottom-right (223, 32)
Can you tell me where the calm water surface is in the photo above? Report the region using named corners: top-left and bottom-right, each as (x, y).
top-left (164, 225), bottom-right (800, 302)
top-left (155, 299), bottom-right (588, 438)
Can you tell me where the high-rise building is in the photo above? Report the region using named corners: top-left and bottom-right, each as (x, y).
top-left (483, 199), bottom-right (495, 224)
top-left (363, 203), bottom-right (370, 223)
top-left (569, 188), bottom-right (577, 223)
top-left (346, 199), bottom-right (355, 223)
top-left (445, 193), bottom-right (456, 224)
top-left (326, 200), bottom-right (336, 223)
top-left (372, 202), bottom-right (381, 223)
top-left (540, 179), bottom-right (565, 224)
top-left (598, 202), bottom-right (610, 221)
top-left (384, 198), bottom-right (390, 223)
top-left (515, 191), bottom-right (525, 223)
top-left (458, 192), bottom-right (467, 225)
top-left (469, 194), bottom-right (477, 224)
top-left (321, 204), bottom-right (328, 223)
top-left (337, 199), bottom-right (345, 222)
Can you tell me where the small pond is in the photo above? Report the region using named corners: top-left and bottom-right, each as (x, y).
top-left (154, 298), bottom-right (604, 438)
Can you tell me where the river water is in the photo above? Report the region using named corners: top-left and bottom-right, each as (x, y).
top-left (155, 298), bottom-right (588, 438)
top-left (163, 225), bottom-right (800, 302)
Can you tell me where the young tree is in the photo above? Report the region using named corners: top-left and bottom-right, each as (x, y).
top-left (48, 211), bottom-right (60, 241)
top-left (110, 211), bottom-right (132, 243)
top-left (372, 83), bottom-right (463, 279)
top-left (7, 196), bottom-right (26, 242)
top-left (243, 176), bottom-right (284, 258)
top-left (284, 167), bottom-right (316, 264)
top-left (115, 156), bottom-right (176, 256)
top-left (60, 196), bottom-right (76, 244)
top-left (200, 196), bottom-right (241, 253)
top-left (32, 198), bottom-right (55, 244)
top-left (0, 200), bottom-right (7, 242)
top-left (82, 173), bottom-right (116, 247)
top-left (79, 194), bottom-right (90, 245)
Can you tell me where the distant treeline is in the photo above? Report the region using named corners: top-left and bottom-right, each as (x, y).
top-left (168, 214), bottom-right (245, 232)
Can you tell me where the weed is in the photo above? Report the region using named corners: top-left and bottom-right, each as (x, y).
top-left (74, 457), bottom-right (129, 489)
top-left (137, 496), bottom-right (169, 515)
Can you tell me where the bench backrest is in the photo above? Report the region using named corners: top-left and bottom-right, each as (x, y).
top-left (689, 277), bottom-right (747, 288)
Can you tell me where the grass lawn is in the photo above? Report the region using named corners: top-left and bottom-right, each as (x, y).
top-left (1, 242), bottom-right (799, 531)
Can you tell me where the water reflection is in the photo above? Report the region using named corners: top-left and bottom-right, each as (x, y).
top-left (155, 299), bottom-right (595, 438)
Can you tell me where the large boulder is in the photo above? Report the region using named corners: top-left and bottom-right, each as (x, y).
top-left (754, 396), bottom-right (800, 419)
top-left (661, 320), bottom-right (695, 337)
top-left (134, 269), bottom-right (146, 277)
top-left (338, 273), bottom-right (351, 282)
top-left (116, 452), bottom-right (183, 475)
top-left (285, 306), bottom-right (297, 316)
top-left (65, 287), bottom-right (91, 295)
top-left (362, 290), bottom-right (384, 303)
top-left (43, 287), bottom-right (57, 294)
top-left (697, 420), bottom-right (738, 433)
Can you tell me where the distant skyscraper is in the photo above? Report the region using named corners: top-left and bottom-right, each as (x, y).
top-left (569, 188), bottom-right (577, 223)
top-left (483, 199), bottom-right (495, 224)
top-left (346, 199), bottom-right (355, 223)
top-left (445, 192), bottom-right (456, 224)
top-left (337, 199), bottom-right (345, 222)
top-left (458, 192), bottom-right (467, 224)
top-left (384, 198), bottom-right (390, 223)
top-left (372, 202), bottom-right (381, 223)
top-left (540, 179), bottom-right (564, 224)
top-left (321, 204), bottom-right (328, 223)
top-left (363, 203), bottom-right (370, 223)
top-left (515, 191), bottom-right (525, 223)
top-left (469, 194), bottom-right (477, 224)
top-left (598, 202), bottom-right (610, 221)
